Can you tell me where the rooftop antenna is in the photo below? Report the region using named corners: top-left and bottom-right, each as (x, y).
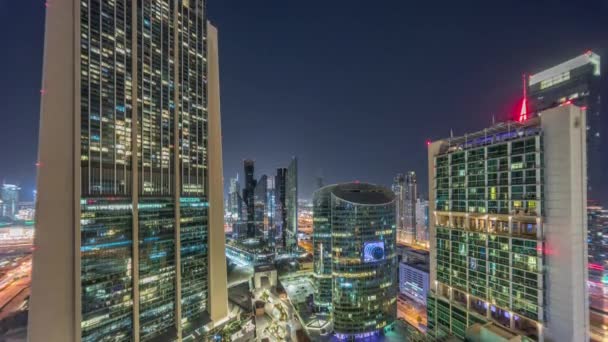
top-left (492, 113), bottom-right (495, 125)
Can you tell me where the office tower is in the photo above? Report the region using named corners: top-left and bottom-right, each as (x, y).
top-left (392, 174), bottom-right (407, 243)
top-left (427, 105), bottom-right (589, 341)
top-left (254, 175), bottom-right (268, 237)
top-left (29, 1), bottom-right (228, 341)
top-left (405, 172), bottom-right (417, 242)
top-left (528, 51), bottom-right (601, 199)
top-left (312, 183), bottom-right (397, 339)
top-left (415, 198), bottom-right (429, 242)
top-left (286, 157), bottom-right (298, 251)
top-left (275, 167), bottom-right (287, 249)
top-left (243, 159), bottom-right (256, 238)
top-left (228, 175), bottom-right (241, 222)
top-left (1, 183), bottom-right (20, 219)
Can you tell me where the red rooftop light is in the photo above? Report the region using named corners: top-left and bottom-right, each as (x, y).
top-left (518, 74), bottom-right (528, 122)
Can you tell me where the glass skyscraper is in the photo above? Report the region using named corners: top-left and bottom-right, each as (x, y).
top-left (242, 159), bottom-right (256, 238)
top-left (427, 104), bottom-right (589, 341)
top-left (313, 182), bottom-right (397, 339)
top-left (286, 157), bottom-right (298, 251)
top-left (528, 51), bottom-right (601, 200)
top-left (1, 183), bottom-right (20, 219)
top-left (28, 1), bottom-right (228, 341)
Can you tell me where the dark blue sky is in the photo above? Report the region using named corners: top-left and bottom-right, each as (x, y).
top-left (1, 0), bottom-right (607, 202)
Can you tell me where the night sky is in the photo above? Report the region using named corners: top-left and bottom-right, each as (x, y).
top-left (1, 0), bottom-right (607, 202)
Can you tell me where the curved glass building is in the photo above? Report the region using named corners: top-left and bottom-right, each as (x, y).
top-left (313, 183), bottom-right (397, 339)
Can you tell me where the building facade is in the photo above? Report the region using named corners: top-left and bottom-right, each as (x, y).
top-left (28, 1), bottom-right (228, 341)
top-left (427, 105), bottom-right (589, 341)
top-left (313, 183), bottom-right (397, 339)
top-left (399, 262), bottom-right (430, 305)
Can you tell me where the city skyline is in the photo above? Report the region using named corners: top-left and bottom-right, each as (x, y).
top-left (0, 1), bottom-right (607, 341)
top-left (1, 1), bottom-right (607, 202)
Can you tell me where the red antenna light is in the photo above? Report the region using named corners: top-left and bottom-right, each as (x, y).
top-left (426, 139), bottom-right (431, 146)
top-left (519, 74), bottom-right (528, 122)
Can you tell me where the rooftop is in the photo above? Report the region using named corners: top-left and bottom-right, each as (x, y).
top-left (330, 182), bottom-right (395, 205)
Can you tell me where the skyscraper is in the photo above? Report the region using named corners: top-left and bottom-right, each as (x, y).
top-left (1, 183), bottom-right (20, 219)
top-left (243, 159), bottom-right (256, 238)
top-left (312, 183), bottom-right (397, 339)
top-left (227, 175), bottom-right (242, 223)
top-left (275, 167), bottom-right (287, 249)
top-left (286, 157), bottom-right (298, 251)
top-left (588, 203), bottom-right (608, 282)
top-left (528, 51), bottom-right (601, 199)
top-left (254, 174), bottom-right (268, 237)
top-left (427, 104), bottom-right (589, 341)
top-left (392, 173), bottom-right (406, 243)
top-left (405, 171), bottom-right (417, 242)
top-left (29, 1), bottom-right (228, 341)
top-left (392, 171), bottom-right (417, 244)
top-left (266, 176), bottom-right (277, 245)
top-left (415, 198), bottom-right (429, 243)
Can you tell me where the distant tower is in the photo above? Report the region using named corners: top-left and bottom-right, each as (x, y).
top-left (254, 175), bottom-right (268, 238)
top-left (243, 159), bottom-right (257, 238)
top-left (275, 168), bottom-right (288, 249)
top-left (392, 174), bottom-right (406, 243)
top-left (404, 171), bottom-right (417, 243)
top-left (1, 184), bottom-right (20, 219)
top-left (286, 157), bottom-right (298, 251)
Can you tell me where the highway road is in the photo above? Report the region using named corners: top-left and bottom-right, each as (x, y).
top-left (0, 255), bottom-right (32, 320)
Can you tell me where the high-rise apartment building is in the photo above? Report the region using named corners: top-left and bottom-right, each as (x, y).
top-left (427, 105), bottom-right (589, 341)
top-left (28, 1), bottom-right (228, 341)
top-left (1, 183), bottom-right (20, 219)
top-left (528, 51), bottom-right (601, 199)
top-left (312, 183), bottom-right (397, 339)
top-left (286, 157), bottom-right (298, 251)
top-left (243, 159), bottom-right (256, 238)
